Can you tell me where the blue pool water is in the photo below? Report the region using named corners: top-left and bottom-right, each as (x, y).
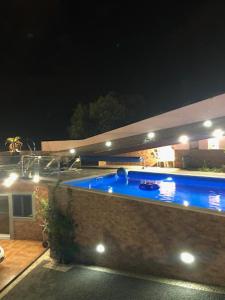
top-left (64, 171), bottom-right (225, 212)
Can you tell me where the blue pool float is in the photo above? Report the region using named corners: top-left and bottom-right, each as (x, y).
top-left (139, 182), bottom-right (160, 191)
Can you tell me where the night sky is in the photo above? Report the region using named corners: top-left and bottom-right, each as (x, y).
top-left (1, 1), bottom-right (225, 147)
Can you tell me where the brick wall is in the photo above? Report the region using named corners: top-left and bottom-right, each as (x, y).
top-left (0, 180), bottom-right (48, 241)
top-left (13, 184), bottom-right (48, 241)
top-left (54, 186), bottom-right (225, 287)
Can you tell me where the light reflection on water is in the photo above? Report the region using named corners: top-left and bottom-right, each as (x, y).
top-left (158, 181), bottom-right (176, 201)
top-left (208, 193), bottom-right (221, 211)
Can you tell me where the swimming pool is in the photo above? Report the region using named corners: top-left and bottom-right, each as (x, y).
top-left (65, 171), bottom-right (225, 212)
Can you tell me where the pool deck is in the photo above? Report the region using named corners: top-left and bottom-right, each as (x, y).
top-left (55, 166), bottom-right (225, 182)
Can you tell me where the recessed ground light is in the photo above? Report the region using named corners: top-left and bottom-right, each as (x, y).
top-left (108, 187), bottom-right (113, 193)
top-left (69, 149), bottom-right (76, 154)
top-left (96, 244), bottom-right (105, 253)
top-left (212, 129), bottom-right (224, 139)
top-left (33, 174), bottom-right (40, 183)
top-left (203, 120), bottom-right (212, 127)
top-left (180, 252), bottom-right (195, 264)
top-left (183, 200), bottom-right (189, 207)
top-left (105, 141), bottom-right (112, 147)
top-left (178, 135), bottom-right (189, 144)
top-left (147, 132), bottom-right (155, 139)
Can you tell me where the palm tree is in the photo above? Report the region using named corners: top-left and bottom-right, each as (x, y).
top-left (5, 137), bottom-right (23, 154)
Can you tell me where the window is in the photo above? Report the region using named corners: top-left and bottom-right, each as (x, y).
top-left (12, 195), bottom-right (33, 218)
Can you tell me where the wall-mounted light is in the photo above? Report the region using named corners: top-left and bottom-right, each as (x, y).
top-left (96, 244), bottom-right (105, 254)
top-left (147, 132), bottom-right (155, 139)
top-left (203, 120), bottom-right (212, 128)
top-left (105, 141), bottom-right (112, 147)
top-left (33, 174), bottom-right (40, 183)
top-left (212, 129), bottom-right (224, 139)
top-left (3, 178), bottom-right (13, 188)
top-left (178, 135), bottom-right (189, 144)
top-left (69, 149), bottom-right (76, 154)
top-left (3, 173), bottom-right (19, 187)
top-left (9, 173), bottom-right (19, 181)
top-left (180, 252), bottom-right (195, 264)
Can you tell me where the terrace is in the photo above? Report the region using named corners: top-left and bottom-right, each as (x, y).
top-left (1, 95), bottom-right (225, 291)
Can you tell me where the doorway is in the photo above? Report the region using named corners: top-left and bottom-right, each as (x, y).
top-left (0, 196), bottom-right (10, 238)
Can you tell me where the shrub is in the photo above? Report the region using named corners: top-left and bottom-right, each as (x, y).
top-left (42, 182), bottom-right (79, 264)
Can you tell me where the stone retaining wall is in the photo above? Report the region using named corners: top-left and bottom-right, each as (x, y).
top-left (55, 185), bottom-right (225, 287)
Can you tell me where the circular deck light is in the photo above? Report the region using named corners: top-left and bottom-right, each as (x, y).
top-left (203, 120), bottom-right (212, 127)
top-left (180, 252), bottom-right (195, 264)
top-left (105, 141), bottom-right (112, 147)
top-left (96, 244), bottom-right (105, 254)
top-left (212, 129), bottom-right (224, 139)
top-left (108, 187), bottom-right (113, 193)
top-left (69, 149), bottom-right (76, 154)
top-left (183, 200), bottom-right (189, 207)
top-left (147, 132), bottom-right (155, 139)
top-left (178, 135), bottom-right (189, 144)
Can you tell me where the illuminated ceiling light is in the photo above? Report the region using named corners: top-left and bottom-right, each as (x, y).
top-left (69, 149), bottom-right (76, 154)
top-left (33, 174), bottom-right (40, 183)
top-left (105, 141), bottom-right (112, 147)
top-left (212, 129), bottom-right (224, 139)
top-left (147, 132), bottom-right (155, 139)
top-left (9, 173), bottom-right (19, 181)
top-left (96, 244), bottom-right (105, 254)
top-left (203, 120), bottom-right (212, 127)
top-left (183, 200), bottom-right (189, 207)
top-left (180, 252), bottom-right (195, 264)
top-left (178, 135), bottom-right (189, 144)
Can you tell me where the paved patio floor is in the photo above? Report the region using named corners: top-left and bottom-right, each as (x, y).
top-left (1, 253), bottom-right (225, 300)
top-left (0, 240), bottom-right (45, 292)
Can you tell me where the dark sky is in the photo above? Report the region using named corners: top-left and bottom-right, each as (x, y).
top-left (1, 1), bottom-right (225, 146)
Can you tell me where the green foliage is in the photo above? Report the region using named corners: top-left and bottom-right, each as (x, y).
top-left (5, 136), bottom-right (23, 153)
top-left (69, 92), bottom-right (147, 139)
top-left (69, 103), bottom-right (90, 139)
top-left (198, 161), bottom-right (225, 173)
top-left (89, 93), bottom-right (127, 133)
top-left (41, 182), bottom-right (79, 264)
